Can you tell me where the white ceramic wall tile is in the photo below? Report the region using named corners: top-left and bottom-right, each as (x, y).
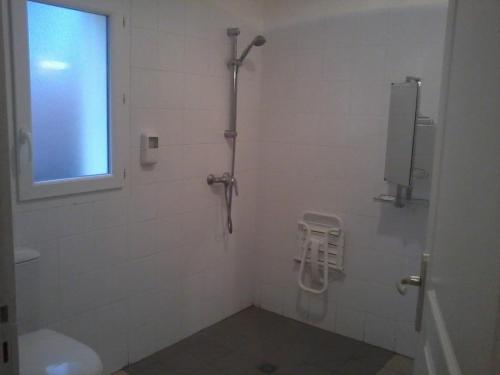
top-left (294, 50), bottom-right (323, 82)
top-left (157, 181), bottom-right (185, 217)
top-left (182, 178), bottom-right (219, 214)
top-left (59, 270), bottom-right (104, 317)
top-left (14, 207), bottom-right (60, 244)
top-left (395, 321), bottom-right (418, 358)
top-left (335, 306), bottom-right (365, 342)
top-left (295, 18), bottom-right (325, 46)
top-left (262, 48), bottom-right (296, 82)
top-left (364, 313), bottom-right (397, 351)
top-left (184, 74), bottom-right (213, 110)
top-left (95, 301), bottom-right (129, 374)
top-left (129, 220), bottom-right (159, 259)
top-left (323, 14), bottom-right (355, 48)
top-left (130, 0), bottom-right (158, 29)
top-left (158, 0), bottom-right (186, 35)
top-left (159, 71), bottom-right (186, 109)
top-left (180, 290), bottom-right (206, 336)
top-left (130, 147), bottom-right (160, 186)
top-left (91, 196), bottom-right (128, 230)
top-left (351, 44), bottom-right (388, 83)
top-left (15, 261), bottom-right (40, 334)
top-left (318, 80), bottom-right (350, 115)
top-left (130, 68), bottom-right (162, 108)
top-left (57, 203), bottom-right (92, 237)
top-left (131, 183), bottom-right (160, 222)
top-left (307, 292), bottom-right (336, 332)
top-left (155, 299), bottom-right (183, 349)
top-left (349, 79), bottom-right (389, 116)
top-left (157, 216), bottom-right (183, 251)
top-left (184, 36), bottom-right (214, 75)
top-left (323, 45), bottom-right (352, 81)
top-left (282, 286), bottom-right (309, 323)
top-left (129, 287), bottom-right (169, 328)
top-left (352, 8), bottom-right (391, 46)
top-left (128, 322), bottom-right (159, 363)
top-left (36, 240), bottom-right (61, 328)
top-left (158, 32), bottom-right (185, 72)
top-left (183, 109), bottom-right (227, 144)
top-left (59, 234), bottom-right (97, 279)
top-left (131, 27), bottom-right (160, 69)
top-left (185, 0), bottom-right (216, 40)
top-left (158, 146), bottom-right (184, 182)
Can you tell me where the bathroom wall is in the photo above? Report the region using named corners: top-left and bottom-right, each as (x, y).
top-left (8, 0), bottom-right (450, 370)
top-left (10, 0), bottom-right (263, 372)
top-left (254, 0), bottom-right (448, 357)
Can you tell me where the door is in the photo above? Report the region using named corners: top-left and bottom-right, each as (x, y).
top-left (0, 0), bottom-right (18, 374)
top-left (412, 1), bottom-right (500, 374)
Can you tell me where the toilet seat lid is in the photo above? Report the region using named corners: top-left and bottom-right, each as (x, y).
top-left (19, 329), bottom-right (103, 375)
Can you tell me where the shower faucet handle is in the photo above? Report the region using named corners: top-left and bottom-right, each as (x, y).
top-left (207, 173), bottom-right (231, 186)
top-left (207, 173), bottom-right (227, 185)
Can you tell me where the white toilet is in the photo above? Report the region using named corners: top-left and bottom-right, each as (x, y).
top-left (15, 247), bottom-right (103, 375)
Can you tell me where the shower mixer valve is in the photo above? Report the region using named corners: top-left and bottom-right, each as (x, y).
top-left (207, 172), bottom-right (239, 234)
top-left (207, 173), bottom-right (238, 196)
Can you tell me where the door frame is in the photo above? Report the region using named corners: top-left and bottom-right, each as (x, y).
top-left (416, 1), bottom-right (461, 374)
top-left (0, 0), bottom-right (18, 373)
top-left (416, 0), bottom-right (500, 374)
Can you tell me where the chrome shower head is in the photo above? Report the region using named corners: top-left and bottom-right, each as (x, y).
top-left (253, 35), bottom-right (266, 46)
top-left (239, 35), bottom-right (266, 62)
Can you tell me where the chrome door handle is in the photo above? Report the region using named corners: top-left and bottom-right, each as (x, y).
top-left (396, 253), bottom-right (429, 332)
top-left (396, 275), bottom-right (422, 295)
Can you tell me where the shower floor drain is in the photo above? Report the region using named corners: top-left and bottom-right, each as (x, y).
top-left (257, 363), bottom-right (278, 373)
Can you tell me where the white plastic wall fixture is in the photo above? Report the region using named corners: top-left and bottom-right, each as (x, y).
top-left (295, 212), bottom-right (345, 294)
top-left (140, 132), bottom-right (159, 166)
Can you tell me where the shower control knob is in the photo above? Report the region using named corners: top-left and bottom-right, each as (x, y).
top-left (207, 173), bottom-right (230, 186)
top-left (207, 174), bottom-right (216, 185)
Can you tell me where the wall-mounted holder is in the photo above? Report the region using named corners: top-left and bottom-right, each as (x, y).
top-left (373, 192), bottom-right (429, 207)
top-left (140, 132), bottom-right (159, 166)
top-left (376, 76), bottom-right (435, 207)
top-left (294, 212), bottom-right (344, 294)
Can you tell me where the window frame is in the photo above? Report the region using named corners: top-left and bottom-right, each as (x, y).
top-left (10, 0), bottom-right (129, 201)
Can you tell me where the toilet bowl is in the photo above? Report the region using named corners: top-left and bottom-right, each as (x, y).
top-left (15, 248), bottom-right (103, 375)
top-left (19, 329), bottom-right (103, 375)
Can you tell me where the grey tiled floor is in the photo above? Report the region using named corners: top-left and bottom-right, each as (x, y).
top-left (124, 307), bottom-right (413, 375)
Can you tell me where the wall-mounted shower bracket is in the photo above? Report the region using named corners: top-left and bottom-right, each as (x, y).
top-left (227, 58), bottom-right (243, 69)
top-left (224, 130), bottom-right (237, 139)
top-left (227, 27), bottom-right (240, 37)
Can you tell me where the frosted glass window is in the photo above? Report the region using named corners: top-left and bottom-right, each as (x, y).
top-left (27, 1), bottom-right (109, 182)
